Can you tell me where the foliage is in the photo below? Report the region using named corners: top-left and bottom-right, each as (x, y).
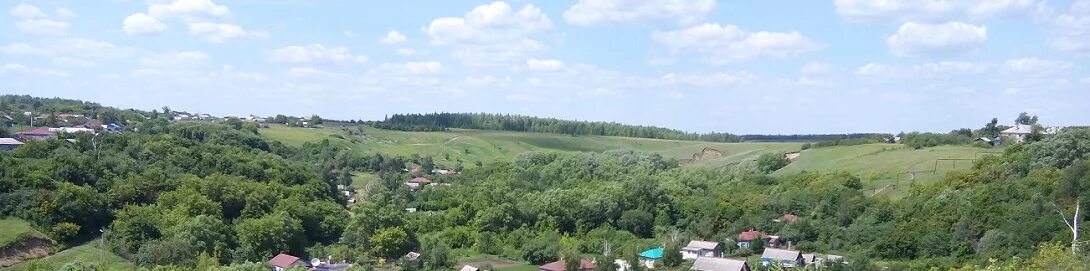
top-left (375, 113), bottom-right (744, 142)
top-left (756, 153), bottom-right (790, 173)
top-left (1029, 128), bottom-right (1090, 168)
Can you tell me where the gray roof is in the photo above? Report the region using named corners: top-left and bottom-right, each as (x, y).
top-left (460, 265), bottom-right (479, 271)
top-left (0, 138), bottom-right (23, 145)
top-left (1001, 125), bottom-right (1034, 135)
top-left (684, 240), bottom-right (720, 250)
top-left (760, 248), bottom-right (801, 262)
top-left (691, 257), bottom-right (748, 271)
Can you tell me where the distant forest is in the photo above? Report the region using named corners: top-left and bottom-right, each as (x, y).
top-left (372, 113), bottom-right (889, 143)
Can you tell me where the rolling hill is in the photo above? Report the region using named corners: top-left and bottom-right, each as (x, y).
top-left (261, 124), bottom-right (802, 168)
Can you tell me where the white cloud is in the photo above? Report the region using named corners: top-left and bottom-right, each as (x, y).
top-left (801, 62), bottom-right (832, 74)
top-left (15, 19), bottom-right (69, 36)
top-left (856, 61), bottom-right (988, 78)
top-left (424, 1), bottom-right (552, 65)
top-left (56, 7), bottom-right (76, 18)
top-left (10, 4), bottom-right (46, 18)
top-left (403, 61), bottom-right (443, 74)
top-left (660, 72), bottom-right (757, 87)
top-left (1049, 0), bottom-right (1090, 54)
top-left (1001, 57), bottom-right (1073, 77)
top-left (526, 58), bottom-right (565, 71)
top-left (124, 13), bottom-right (167, 35)
top-left (652, 23), bottom-right (821, 64)
top-left (396, 48), bottom-right (417, 56)
top-left (380, 30), bottom-right (407, 44)
top-left (834, 0), bottom-right (1051, 22)
top-left (887, 21), bottom-right (987, 56)
top-left (148, 0), bottom-right (230, 20)
top-left (563, 0), bottom-right (715, 25)
top-left (187, 22), bottom-right (268, 42)
top-left (0, 43), bottom-right (52, 56)
top-left (270, 44), bottom-right (367, 64)
top-left (0, 63), bottom-right (67, 77)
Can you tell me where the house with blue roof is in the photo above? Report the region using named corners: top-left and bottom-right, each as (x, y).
top-left (639, 247), bottom-right (663, 268)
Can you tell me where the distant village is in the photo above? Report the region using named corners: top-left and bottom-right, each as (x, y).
top-left (1, 110), bottom-right (324, 150)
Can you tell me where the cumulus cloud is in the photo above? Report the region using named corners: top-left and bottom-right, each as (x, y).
top-left (834, 0), bottom-right (1051, 22)
top-left (188, 22), bottom-right (268, 42)
top-left (652, 23), bottom-right (821, 64)
top-left (424, 1), bottom-right (552, 65)
top-left (563, 0), bottom-right (715, 25)
top-left (380, 31), bottom-right (407, 44)
top-left (124, 13), bottom-right (167, 35)
top-left (148, 0), bottom-right (230, 20)
top-left (403, 61), bottom-right (443, 74)
top-left (1049, 0), bottom-right (1090, 54)
top-left (10, 4), bottom-right (46, 18)
top-left (270, 44), bottom-right (368, 64)
top-left (526, 58), bottom-right (565, 71)
top-left (887, 21), bottom-right (987, 56)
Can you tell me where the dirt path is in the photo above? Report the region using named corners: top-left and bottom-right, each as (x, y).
top-left (442, 136), bottom-right (461, 145)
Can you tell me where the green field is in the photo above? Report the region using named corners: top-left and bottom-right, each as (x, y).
top-left (774, 144), bottom-right (993, 197)
top-left (262, 124), bottom-right (802, 167)
top-left (4, 240), bottom-right (134, 271)
top-left (0, 218), bottom-right (44, 248)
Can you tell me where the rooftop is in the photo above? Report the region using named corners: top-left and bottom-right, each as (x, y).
top-left (691, 257), bottom-right (748, 271)
top-left (761, 248), bottom-right (801, 262)
top-left (684, 240), bottom-right (720, 250)
top-left (268, 253), bottom-right (302, 268)
top-left (640, 247), bottom-right (664, 259)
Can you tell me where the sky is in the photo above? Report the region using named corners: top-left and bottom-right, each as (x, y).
top-left (1, 0), bottom-right (1088, 134)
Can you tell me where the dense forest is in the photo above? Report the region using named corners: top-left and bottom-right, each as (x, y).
top-left (3, 96), bottom-right (1090, 270)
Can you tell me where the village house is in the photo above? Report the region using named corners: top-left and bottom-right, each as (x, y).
top-left (539, 259), bottom-right (595, 271)
top-left (760, 248), bottom-right (804, 268)
top-left (268, 253), bottom-right (307, 271)
top-left (638, 247), bottom-right (663, 268)
top-left (405, 177), bottom-right (433, 188)
top-left (735, 229), bottom-right (766, 249)
top-left (17, 128), bottom-right (54, 141)
top-left (1000, 124), bottom-right (1060, 144)
top-left (690, 257), bottom-right (751, 271)
top-left (0, 138), bottom-right (24, 151)
top-left (801, 254), bottom-right (817, 266)
top-left (681, 240), bottom-right (723, 260)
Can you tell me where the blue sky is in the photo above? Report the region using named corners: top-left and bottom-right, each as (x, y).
top-left (1, 0), bottom-right (1088, 134)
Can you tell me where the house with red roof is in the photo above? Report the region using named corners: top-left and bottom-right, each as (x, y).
top-left (736, 229), bottom-right (767, 249)
top-left (405, 177), bottom-right (433, 189)
top-left (268, 253), bottom-right (308, 271)
top-left (17, 128), bottom-right (54, 141)
top-left (539, 259), bottom-right (595, 271)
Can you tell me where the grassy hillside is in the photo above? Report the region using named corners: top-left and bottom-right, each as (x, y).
top-left (262, 124), bottom-right (801, 167)
top-left (4, 241), bottom-right (134, 271)
top-left (774, 144), bottom-right (994, 197)
top-left (0, 218), bottom-right (44, 248)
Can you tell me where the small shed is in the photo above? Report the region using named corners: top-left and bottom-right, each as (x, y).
top-left (0, 138), bottom-right (24, 151)
top-left (681, 240), bottom-right (722, 259)
top-left (760, 248), bottom-right (804, 268)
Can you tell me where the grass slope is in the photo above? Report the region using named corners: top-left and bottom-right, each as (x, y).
top-left (262, 124), bottom-right (801, 167)
top-left (774, 144), bottom-right (992, 197)
top-left (0, 218), bottom-right (43, 248)
top-left (4, 240), bottom-right (134, 271)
